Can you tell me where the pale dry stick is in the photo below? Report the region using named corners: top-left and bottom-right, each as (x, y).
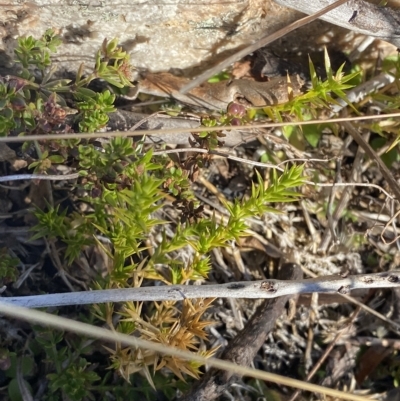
top-left (348, 36), bottom-right (376, 64)
top-left (300, 264), bottom-right (400, 333)
top-left (130, 99), bottom-right (167, 107)
top-left (353, 210), bottom-right (394, 225)
top-left (277, 157), bottom-right (336, 167)
top-left (0, 173), bottom-right (80, 183)
top-left (274, 0), bottom-right (400, 47)
top-left (361, 141), bottom-right (391, 172)
top-left (3, 271), bottom-right (400, 309)
top-left (309, 171), bottom-right (392, 200)
top-left (288, 303), bottom-right (362, 401)
top-left (0, 302), bottom-right (372, 401)
top-left (380, 208), bottom-right (400, 246)
top-left (128, 111), bottom-right (167, 132)
top-left (352, 337), bottom-right (400, 349)
top-left (329, 71), bottom-right (396, 116)
top-left (179, 0), bottom-right (350, 94)
top-left (1, 113), bottom-right (400, 143)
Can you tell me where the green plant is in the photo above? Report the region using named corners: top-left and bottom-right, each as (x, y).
top-left (0, 249), bottom-right (19, 285)
top-left (265, 48), bottom-right (360, 121)
top-left (0, 32), bottom-right (133, 139)
top-left (31, 131), bottom-right (305, 387)
top-left (3, 22), bottom-right (400, 401)
top-left (28, 327), bottom-right (100, 401)
top-left (15, 30), bottom-right (308, 388)
top-left (3, 352), bottom-right (35, 401)
top-left (259, 48), bottom-right (360, 149)
top-left (4, 30), bottom-right (357, 400)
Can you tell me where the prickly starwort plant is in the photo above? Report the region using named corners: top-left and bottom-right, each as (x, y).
top-left (3, 30), bottom-right (379, 400)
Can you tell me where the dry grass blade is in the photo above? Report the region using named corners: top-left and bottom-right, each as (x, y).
top-left (1, 113), bottom-right (400, 143)
top-left (0, 302), bottom-right (373, 401)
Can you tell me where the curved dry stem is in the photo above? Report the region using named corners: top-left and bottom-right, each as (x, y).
top-left (0, 302), bottom-right (372, 401)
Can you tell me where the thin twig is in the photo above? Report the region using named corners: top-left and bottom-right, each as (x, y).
top-left (1, 113), bottom-right (400, 143)
top-left (352, 337), bottom-right (400, 349)
top-left (128, 111), bottom-right (165, 131)
top-left (3, 270), bottom-right (400, 308)
top-left (300, 264), bottom-right (400, 334)
top-left (0, 173), bottom-right (80, 183)
top-left (329, 72), bottom-right (396, 116)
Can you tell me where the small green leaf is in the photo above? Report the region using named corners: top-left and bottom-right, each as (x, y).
top-left (48, 155), bottom-right (65, 163)
top-left (75, 87), bottom-right (97, 98)
top-left (8, 378), bottom-right (33, 401)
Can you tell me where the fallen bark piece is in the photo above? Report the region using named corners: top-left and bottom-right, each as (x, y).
top-left (105, 109), bottom-right (256, 146)
top-left (138, 72), bottom-right (304, 110)
top-left (274, 0), bottom-right (400, 47)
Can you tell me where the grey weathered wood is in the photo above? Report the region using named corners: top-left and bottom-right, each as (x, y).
top-left (274, 0), bottom-right (400, 47)
top-left (0, 0), bottom-right (299, 75)
top-left (2, 270), bottom-right (400, 308)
